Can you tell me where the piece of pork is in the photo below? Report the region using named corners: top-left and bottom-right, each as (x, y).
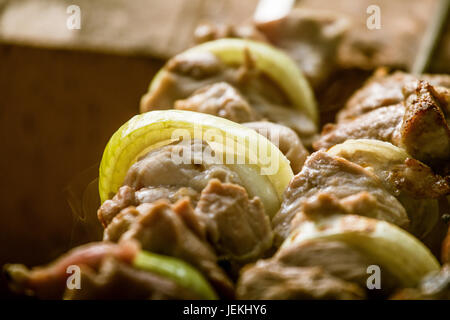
top-left (272, 151), bottom-right (408, 244)
top-left (63, 257), bottom-right (202, 300)
top-left (236, 260), bottom-right (365, 300)
top-left (142, 51), bottom-right (227, 110)
top-left (400, 81), bottom-right (450, 165)
top-left (338, 71), bottom-right (416, 121)
top-left (98, 185), bottom-right (138, 227)
top-left (112, 198), bottom-right (234, 298)
top-left (4, 241), bottom-right (205, 300)
top-left (174, 82), bottom-right (260, 123)
top-left (141, 50), bottom-right (286, 111)
top-left (382, 161), bottom-right (446, 239)
top-left (315, 80), bottom-right (450, 171)
top-left (338, 71), bottom-right (450, 121)
top-left (98, 185), bottom-right (200, 227)
top-left (278, 240), bottom-right (374, 285)
top-left (194, 179), bottom-right (272, 264)
top-left (140, 50), bottom-right (317, 145)
top-left (3, 241), bottom-right (139, 299)
top-left (313, 104), bottom-right (404, 151)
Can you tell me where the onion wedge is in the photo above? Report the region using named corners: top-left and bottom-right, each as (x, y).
top-left (327, 139), bottom-right (410, 164)
top-left (134, 250), bottom-right (218, 300)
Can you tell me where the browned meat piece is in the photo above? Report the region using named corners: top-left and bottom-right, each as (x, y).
top-left (124, 140), bottom-right (241, 192)
top-left (380, 158), bottom-right (450, 240)
top-left (141, 50), bottom-right (286, 111)
top-left (106, 180), bottom-right (273, 269)
top-left (272, 151), bottom-right (408, 244)
top-left (275, 240), bottom-right (372, 285)
top-left (167, 51), bottom-right (224, 81)
top-left (420, 76), bottom-right (450, 110)
top-left (175, 82), bottom-right (260, 123)
top-left (317, 80), bottom-right (450, 169)
top-left (284, 154), bottom-right (448, 244)
top-left (195, 179), bottom-right (272, 264)
top-left (98, 185), bottom-right (200, 228)
top-left (141, 52), bottom-right (226, 110)
top-left (391, 264), bottom-right (450, 300)
top-left (380, 158), bottom-right (449, 239)
top-left (256, 9), bottom-right (349, 89)
top-left (296, 187), bottom-right (447, 251)
top-left (338, 71), bottom-right (416, 121)
top-left (194, 23), bottom-right (268, 44)
top-left (290, 192), bottom-right (394, 229)
top-left (291, 192), bottom-right (348, 220)
top-left (3, 241), bottom-right (139, 299)
top-left (236, 260), bottom-right (365, 300)
top-left (98, 185), bottom-right (138, 227)
top-left (317, 78), bottom-right (450, 169)
top-left (338, 71), bottom-right (450, 121)
top-left (63, 258), bottom-right (191, 300)
top-left (243, 121), bottom-right (309, 174)
top-left (140, 50), bottom-right (317, 145)
top-left (118, 198), bottom-right (234, 298)
top-left (400, 81), bottom-right (450, 165)
top-left (314, 105), bottom-right (404, 151)
top-left (63, 257), bottom-right (201, 300)
top-left (363, 157), bottom-right (450, 200)
top-left (104, 206), bottom-right (141, 242)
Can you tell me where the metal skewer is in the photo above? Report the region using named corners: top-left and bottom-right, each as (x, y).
top-left (253, 0), bottom-right (295, 23)
top-left (411, 0), bottom-right (449, 74)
